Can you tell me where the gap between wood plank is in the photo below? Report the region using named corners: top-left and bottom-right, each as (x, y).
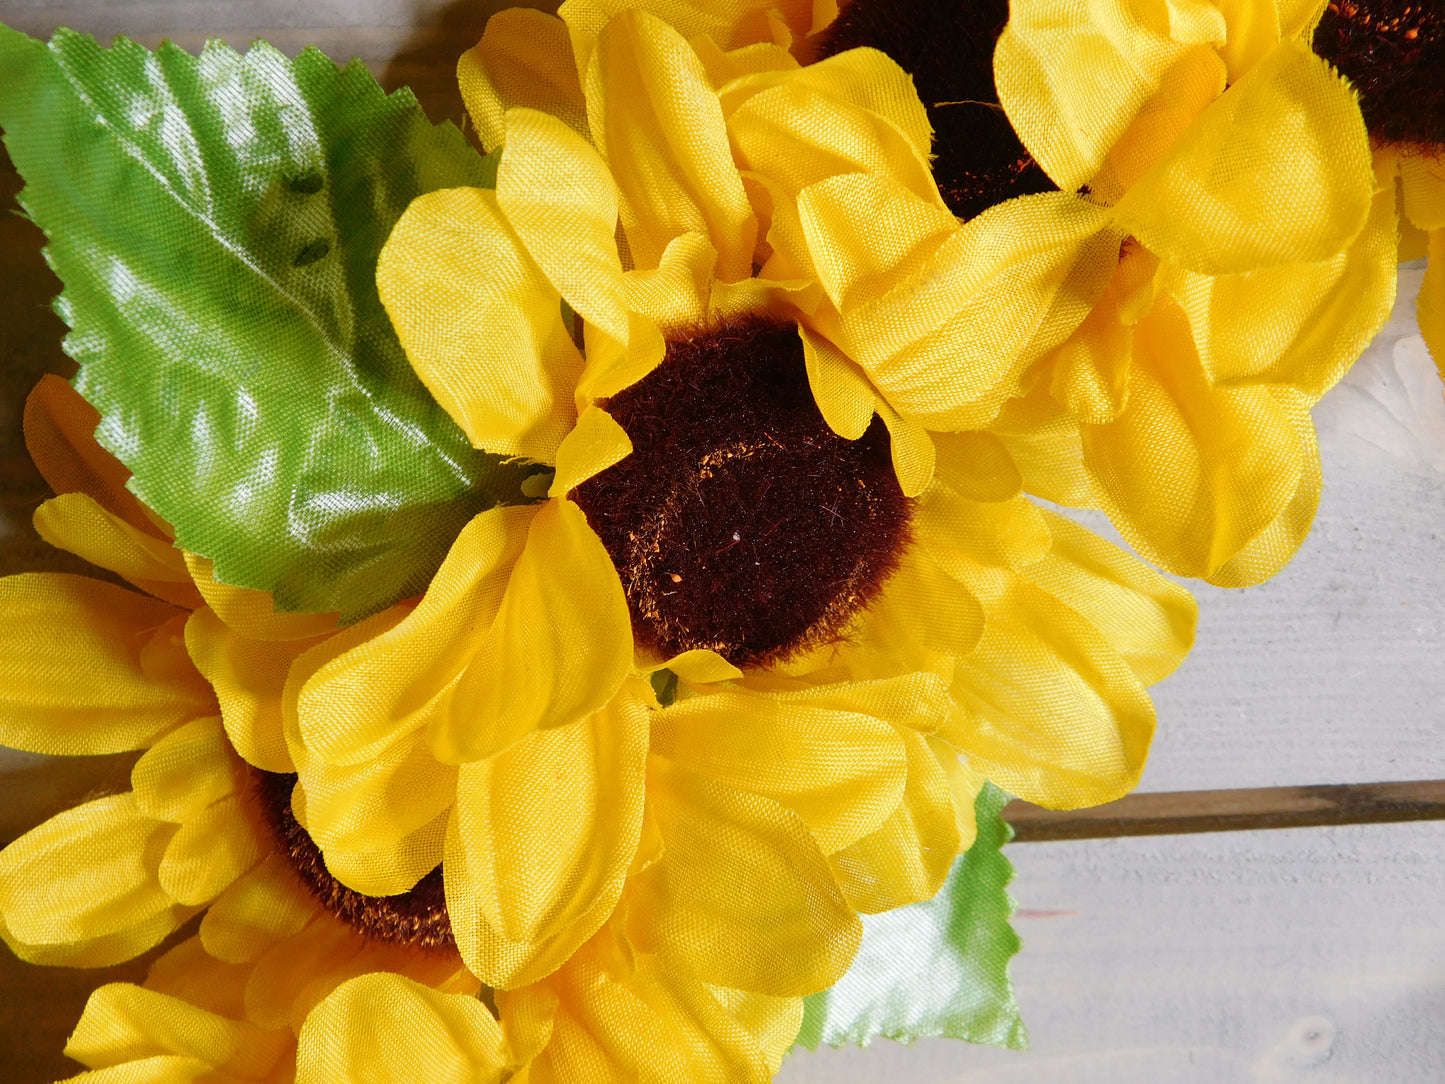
top-left (1004, 779), bottom-right (1445, 841)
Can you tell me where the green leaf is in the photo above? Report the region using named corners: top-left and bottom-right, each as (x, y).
top-left (794, 784), bottom-right (1028, 1051)
top-left (0, 27), bottom-right (537, 621)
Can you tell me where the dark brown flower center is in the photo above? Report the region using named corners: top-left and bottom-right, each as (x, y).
top-left (571, 316), bottom-right (912, 668)
top-left (255, 771), bottom-right (454, 949)
top-left (817, 0), bottom-right (1058, 219)
top-left (1315, 1), bottom-right (1445, 148)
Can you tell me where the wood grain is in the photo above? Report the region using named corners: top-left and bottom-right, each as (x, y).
top-left (0, 0), bottom-right (555, 128)
top-left (783, 820), bottom-right (1445, 1083)
top-left (1005, 780), bottom-right (1445, 842)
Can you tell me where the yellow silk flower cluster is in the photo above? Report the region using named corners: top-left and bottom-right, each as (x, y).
top-left (0, 380), bottom-right (801, 1081)
top-left (370, 0), bottom-right (1192, 979)
top-left (0, 380), bottom-right (500, 1082)
top-left (0, 3), bottom-right (1202, 1080)
top-left (990, 0), bottom-right (1400, 586)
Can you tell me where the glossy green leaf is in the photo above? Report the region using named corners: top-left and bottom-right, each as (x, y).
top-left (0, 27), bottom-right (538, 620)
top-left (794, 784), bottom-right (1027, 1051)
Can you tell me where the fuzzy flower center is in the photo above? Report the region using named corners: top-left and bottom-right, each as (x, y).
top-left (256, 772), bottom-right (454, 949)
top-left (1315, 1), bottom-right (1445, 148)
top-left (817, 0), bottom-right (1057, 219)
top-left (571, 316), bottom-right (913, 669)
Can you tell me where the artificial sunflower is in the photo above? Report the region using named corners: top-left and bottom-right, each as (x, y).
top-left (0, 377), bottom-right (468, 982)
top-left (271, 2), bottom-right (1194, 1014)
top-left (2, 378), bottom-right (796, 1083)
top-left (766, 0), bottom-right (1394, 586)
top-left (1312, 0), bottom-right (1445, 385)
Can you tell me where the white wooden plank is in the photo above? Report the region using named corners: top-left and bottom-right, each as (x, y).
top-left (782, 821), bottom-right (1445, 1083)
top-left (0, 0), bottom-right (544, 126)
top-left (1132, 268), bottom-right (1445, 792)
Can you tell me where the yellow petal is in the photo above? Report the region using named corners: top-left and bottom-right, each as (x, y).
top-left (199, 856), bottom-right (316, 965)
top-left (989, 386), bottom-right (1099, 509)
top-left (55, 1056), bottom-right (256, 1083)
top-left (0, 574), bottom-right (211, 755)
top-left (917, 486), bottom-right (1052, 574)
top-left (561, 0), bottom-right (818, 56)
top-left (931, 736), bottom-right (985, 852)
top-left (1175, 182), bottom-right (1398, 397)
top-left (1024, 509), bottom-right (1198, 686)
top-left (651, 682), bottom-right (910, 854)
top-left (946, 575), bottom-right (1156, 809)
top-left (431, 498), bottom-right (633, 763)
top-left (0, 794), bottom-right (176, 945)
top-left (377, 186), bottom-right (583, 462)
top-left (245, 918), bottom-right (480, 1036)
top-left (66, 983), bottom-right (292, 1078)
top-left (297, 974), bottom-right (506, 1084)
top-left (24, 374), bottom-right (165, 537)
top-left (184, 608), bottom-right (320, 774)
top-left (640, 647), bottom-right (743, 685)
top-left (797, 171), bottom-right (957, 314)
top-left (183, 553), bottom-right (338, 642)
top-left (296, 728), bottom-right (458, 856)
top-left (828, 728), bottom-right (960, 913)
top-left (34, 493), bottom-right (201, 609)
top-left (243, 920), bottom-right (360, 1033)
top-left (1203, 388), bottom-right (1323, 589)
top-left (800, 324), bottom-right (874, 440)
top-left (1215, 0), bottom-right (1283, 80)
top-left (930, 431), bottom-right (1023, 503)
top-left (1402, 218), bottom-right (1432, 266)
top-left (459, 9), bottom-right (588, 152)
top-left (723, 47), bottom-right (932, 166)
top-left (497, 106), bottom-right (630, 346)
top-left (144, 936), bottom-right (251, 1021)
top-left (1113, 41), bottom-right (1373, 274)
top-left (549, 404), bottom-right (634, 497)
top-left (0, 907), bottom-right (187, 969)
top-left (131, 716), bottom-right (245, 823)
top-left (622, 231), bottom-right (718, 327)
top-left (628, 758), bottom-right (860, 995)
top-left (874, 399), bottom-right (935, 498)
top-left (1081, 300), bottom-right (1315, 582)
top-left (317, 808), bottom-right (450, 898)
top-left (157, 796), bottom-right (264, 907)
top-left (995, 0), bottom-right (1226, 193)
top-left (807, 181), bottom-right (1119, 430)
top-left (724, 51), bottom-right (942, 209)
top-left (1045, 268), bottom-right (1135, 425)
top-left (445, 684), bottom-right (647, 987)
top-left (779, 547), bottom-right (982, 682)
top-left (743, 169), bottom-right (819, 284)
top-left (1279, 0), bottom-right (1329, 37)
top-left (585, 9), bottom-right (757, 279)
top-left (576, 312), bottom-right (669, 410)
top-left (1420, 230), bottom-right (1445, 380)
top-left (297, 506), bottom-right (533, 768)
top-left (1399, 151), bottom-right (1445, 232)
top-left (502, 924), bottom-right (800, 1083)
top-left (691, 35), bottom-right (800, 89)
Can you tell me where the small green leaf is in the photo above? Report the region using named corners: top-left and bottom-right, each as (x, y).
top-left (0, 27), bottom-right (537, 620)
top-left (794, 784), bottom-right (1027, 1051)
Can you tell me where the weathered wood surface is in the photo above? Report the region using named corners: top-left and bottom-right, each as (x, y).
top-left (1006, 779), bottom-right (1445, 842)
top-left (1, 2), bottom-right (1443, 1081)
top-left (783, 821), bottom-right (1445, 1083)
top-left (0, 0), bottom-right (538, 128)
